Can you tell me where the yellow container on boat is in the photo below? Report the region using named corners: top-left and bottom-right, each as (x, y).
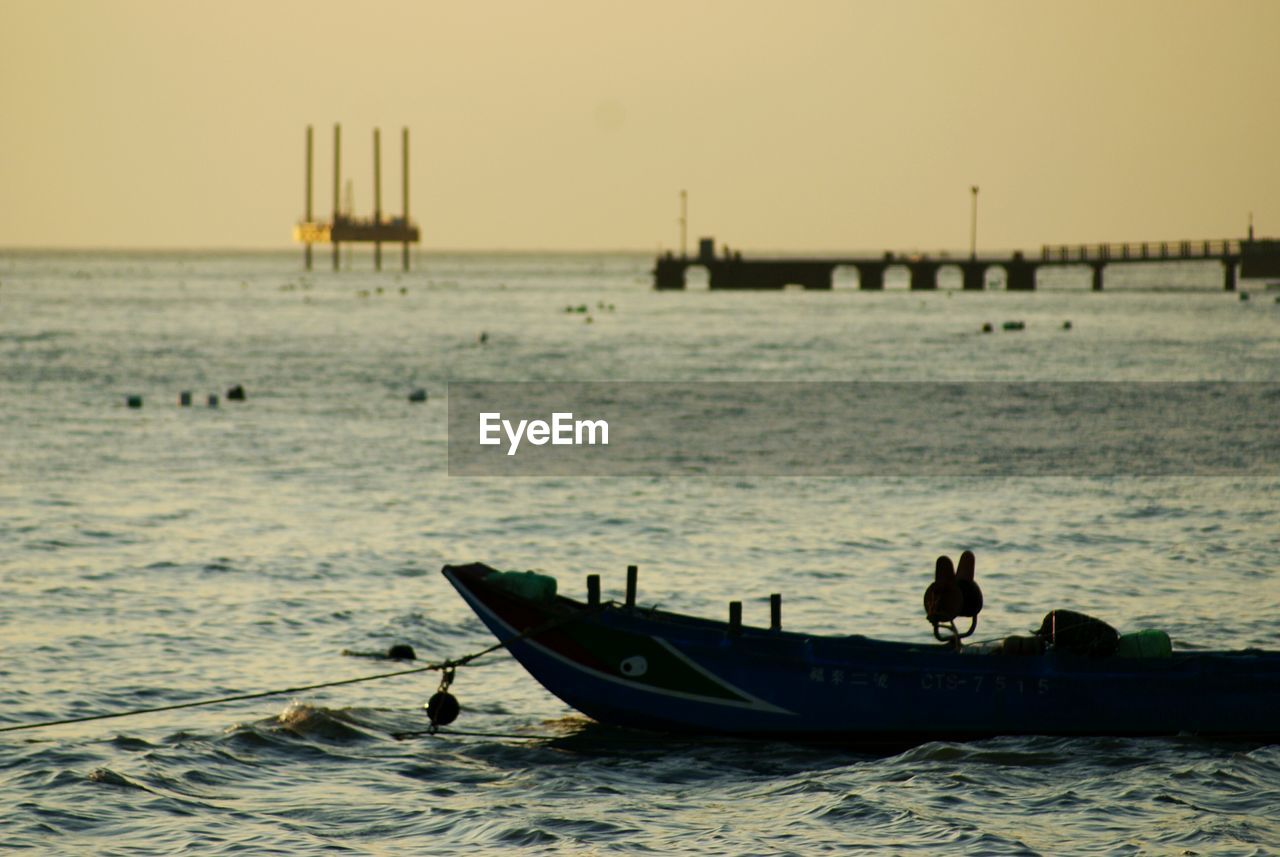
top-left (1115, 629), bottom-right (1173, 658)
top-left (486, 570), bottom-right (558, 602)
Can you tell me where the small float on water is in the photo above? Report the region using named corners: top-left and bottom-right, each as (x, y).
top-left (443, 559), bottom-right (1280, 747)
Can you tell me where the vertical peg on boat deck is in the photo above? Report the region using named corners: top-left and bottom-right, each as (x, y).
top-left (770, 593), bottom-right (782, 632)
top-left (625, 565), bottom-right (637, 609)
top-left (729, 601), bottom-right (742, 635)
top-left (587, 574), bottom-right (600, 607)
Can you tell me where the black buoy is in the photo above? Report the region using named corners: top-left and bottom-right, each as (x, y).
top-left (955, 549), bottom-right (983, 618)
top-left (923, 555), bottom-right (962, 625)
top-left (478, 331), bottom-right (489, 344)
top-left (207, 394), bottom-right (219, 408)
top-left (386, 644), bottom-right (416, 660)
top-left (226, 384), bottom-right (246, 401)
top-left (179, 390), bottom-right (192, 406)
top-left (126, 395), bottom-right (143, 409)
top-left (408, 388), bottom-right (428, 403)
top-left (1062, 320), bottom-right (1073, 330)
top-left (981, 322), bottom-right (993, 333)
top-left (425, 691), bottom-right (460, 728)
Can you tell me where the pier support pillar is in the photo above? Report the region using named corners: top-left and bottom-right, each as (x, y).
top-left (1091, 263), bottom-right (1105, 292)
top-left (909, 260), bottom-right (939, 290)
top-left (961, 262), bottom-right (985, 291)
top-left (1006, 254), bottom-right (1037, 291)
top-left (654, 257), bottom-right (688, 290)
top-left (1223, 259), bottom-right (1237, 291)
top-left (856, 263), bottom-right (885, 290)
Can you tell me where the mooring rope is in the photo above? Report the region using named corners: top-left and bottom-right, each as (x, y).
top-left (0, 602), bottom-right (610, 735)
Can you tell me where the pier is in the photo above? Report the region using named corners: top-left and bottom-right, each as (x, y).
top-left (293, 124), bottom-right (421, 271)
top-left (654, 235), bottom-right (1280, 292)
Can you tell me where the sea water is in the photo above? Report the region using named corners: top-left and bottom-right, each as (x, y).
top-left (1, 250), bottom-right (1278, 854)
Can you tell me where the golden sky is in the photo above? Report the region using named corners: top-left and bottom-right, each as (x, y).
top-left (1, 0), bottom-right (1275, 252)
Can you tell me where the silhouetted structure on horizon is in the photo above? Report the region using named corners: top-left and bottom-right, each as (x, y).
top-left (294, 124), bottom-right (420, 271)
top-left (654, 233), bottom-right (1280, 292)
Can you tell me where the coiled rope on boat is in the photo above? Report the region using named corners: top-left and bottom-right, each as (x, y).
top-left (0, 604), bottom-right (608, 735)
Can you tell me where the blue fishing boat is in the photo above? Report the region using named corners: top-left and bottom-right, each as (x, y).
top-left (443, 562), bottom-right (1280, 746)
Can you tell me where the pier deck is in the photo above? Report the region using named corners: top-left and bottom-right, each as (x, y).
top-left (654, 236), bottom-right (1280, 291)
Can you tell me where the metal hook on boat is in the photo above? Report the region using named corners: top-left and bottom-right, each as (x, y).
top-left (932, 616), bottom-right (979, 648)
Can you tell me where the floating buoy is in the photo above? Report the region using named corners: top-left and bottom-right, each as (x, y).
top-left (1002, 320), bottom-right (1025, 331)
top-left (207, 394), bottom-right (219, 408)
top-left (408, 388), bottom-right (428, 403)
top-left (478, 331), bottom-right (489, 344)
top-left (126, 395), bottom-right (143, 409)
top-left (1239, 292), bottom-right (1250, 301)
top-left (179, 391), bottom-right (192, 407)
top-left (226, 384), bottom-right (246, 401)
top-left (1062, 320), bottom-right (1073, 330)
top-left (425, 690), bottom-right (460, 728)
top-left (981, 322), bottom-right (993, 333)
top-left (386, 644), bottom-right (416, 660)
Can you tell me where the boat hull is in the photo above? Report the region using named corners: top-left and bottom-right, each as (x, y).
top-left (444, 564), bottom-right (1280, 744)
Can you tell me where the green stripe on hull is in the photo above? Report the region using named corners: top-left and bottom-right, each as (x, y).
top-left (559, 620), bottom-right (747, 703)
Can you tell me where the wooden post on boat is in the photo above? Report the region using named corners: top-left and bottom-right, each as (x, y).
top-left (587, 574), bottom-right (600, 607)
top-left (770, 594), bottom-right (782, 632)
top-left (729, 601), bottom-right (742, 634)
top-left (625, 565), bottom-right (637, 609)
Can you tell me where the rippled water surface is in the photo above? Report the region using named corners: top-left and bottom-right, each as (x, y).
top-left (2, 251), bottom-right (1278, 854)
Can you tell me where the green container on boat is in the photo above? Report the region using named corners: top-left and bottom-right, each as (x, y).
top-left (486, 570), bottom-right (558, 602)
top-left (1115, 629), bottom-right (1173, 658)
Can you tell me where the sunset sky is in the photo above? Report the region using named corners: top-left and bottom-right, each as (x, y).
top-left (1, 0), bottom-right (1276, 252)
